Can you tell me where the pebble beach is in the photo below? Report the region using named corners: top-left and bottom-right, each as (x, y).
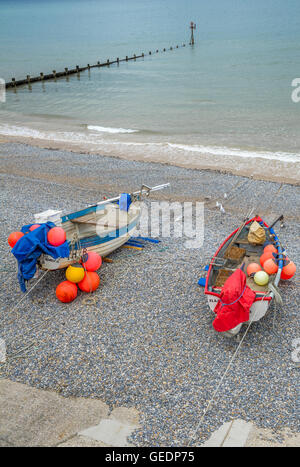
top-left (0, 142), bottom-right (299, 446)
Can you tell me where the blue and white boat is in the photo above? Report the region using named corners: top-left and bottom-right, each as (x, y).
top-left (37, 184), bottom-right (169, 270)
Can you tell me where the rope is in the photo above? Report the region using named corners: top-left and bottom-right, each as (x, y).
top-left (189, 267), bottom-right (288, 446)
top-left (1, 269), bottom-right (50, 328)
top-left (0, 308), bottom-right (64, 380)
top-left (81, 295), bottom-right (98, 308)
top-left (255, 183), bottom-right (283, 217)
top-left (187, 297), bottom-right (266, 447)
top-left (80, 248), bottom-right (95, 293)
top-left (69, 232), bottom-right (82, 262)
top-left (219, 284), bottom-right (247, 308)
top-left (268, 282), bottom-right (283, 307)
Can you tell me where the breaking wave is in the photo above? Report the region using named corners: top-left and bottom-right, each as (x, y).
top-left (87, 125), bottom-right (138, 134)
top-left (167, 143), bottom-right (300, 163)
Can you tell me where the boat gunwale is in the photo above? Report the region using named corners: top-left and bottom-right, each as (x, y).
top-left (61, 200), bottom-right (118, 223)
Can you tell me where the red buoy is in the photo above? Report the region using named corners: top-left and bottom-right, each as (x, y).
top-left (81, 252), bottom-right (102, 272)
top-left (47, 227), bottom-right (66, 247)
top-left (29, 224), bottom-right (41, 231)
top-left (56, 280), bottom-right (78, 303)
top-left (264, 244), bottom-right (277, 254)
top-left (263, 258), bottom-right (278, 275)
top-left (281, 260), bottom-right (296, 280)
top-left (8, 231), bottom-right (24, 248)
top-left (260, 251), bottom-right (273, 267)
top-left (78, 272), bottom-right (100, 292)
top-left (246, 263), bottom-right (261, 276)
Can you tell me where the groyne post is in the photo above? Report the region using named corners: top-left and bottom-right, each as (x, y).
top-left (190, 21), bottom-right (196, 45)
top-left (5, 40), bottom-right (193, 89)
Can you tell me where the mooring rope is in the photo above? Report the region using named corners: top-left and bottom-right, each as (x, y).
top-left (188, 254), bottom-right (290, 446)
top-left (1, 269), bottom-right (50, 328)
top-left (187, 294), bottom-right (268, 447)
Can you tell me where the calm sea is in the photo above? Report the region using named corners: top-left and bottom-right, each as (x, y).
top-left (0, 0), bottom-right (300, 180)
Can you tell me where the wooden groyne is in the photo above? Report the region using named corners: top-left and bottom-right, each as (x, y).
top-left (5, 43), bottom-right (187, 89)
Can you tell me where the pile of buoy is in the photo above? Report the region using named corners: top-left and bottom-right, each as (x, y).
top-left (56, 251), bottom-right (102, 303)
top-left (246, 243), bottom-right (296, 285)
top-left (8, 224), bottom-right (102, 303)
top-left (8, 225), bottom-right (67, 248)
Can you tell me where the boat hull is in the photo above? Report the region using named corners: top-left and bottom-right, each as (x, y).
top-left (39, 201), bottom-right (141, 270)
top-left (205, 216), bottom-right (283, 336)
top-left (207, 294), bottom-right (270, 336)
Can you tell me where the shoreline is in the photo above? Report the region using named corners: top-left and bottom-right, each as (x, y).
top-left (0, 141), bottom-right (299, 224)
top-left (0, 134), bottom-right (299, 186)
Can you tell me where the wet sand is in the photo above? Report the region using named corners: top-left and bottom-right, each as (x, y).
top-left (0, 134), bottom-right (299, 186)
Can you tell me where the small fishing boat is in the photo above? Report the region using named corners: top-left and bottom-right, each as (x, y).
top-left (204, 215), bottom-right (285, 336)
top-left (36, 183), bottom-right (169, 270)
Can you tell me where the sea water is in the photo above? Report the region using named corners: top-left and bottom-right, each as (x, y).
top-left (0, 0), bottom-right (299, 181)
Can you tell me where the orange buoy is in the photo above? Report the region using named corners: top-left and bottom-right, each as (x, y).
top-left (78, 272), bottom-right (100, 292)
top-left (264, 244), bottom-right (277, 254)
top-left (81, 252), bottom-right (102, 272)
top-left (263, 258), bottom-right (278, 275)
top-left (56, 280), bottom-right (78, 303)
top-left (260, 251), bottom-right (274, 267)
top-left (281, 260), bottom-right (296, 280)
top-left (29, 224), bottom-right (41, 231)
top-left (47, 227), bottom-right (66, 247)
top-left (8, 231), bottom-right (24, 248)
top-left (246, 263), bottom-right (262, 276)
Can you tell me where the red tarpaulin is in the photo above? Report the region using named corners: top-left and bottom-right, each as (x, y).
top-left (213, 269), bottom-right (256, 332)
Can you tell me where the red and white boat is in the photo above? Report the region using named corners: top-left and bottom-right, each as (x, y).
top-left (204, 216), bottom-right (285, 336)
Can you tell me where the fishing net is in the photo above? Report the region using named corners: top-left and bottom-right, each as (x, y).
top-left (215, 269), bottom-right (233, 288)
top-left (247, 221), bottom-right (266, 245)
top-left (224, 245), bottom-right (246, 261)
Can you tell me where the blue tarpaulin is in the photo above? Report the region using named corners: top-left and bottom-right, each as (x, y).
top-left (12, 222), bottom-right (69, 292)
top-left (119, 193), bottom-right (132, 211)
